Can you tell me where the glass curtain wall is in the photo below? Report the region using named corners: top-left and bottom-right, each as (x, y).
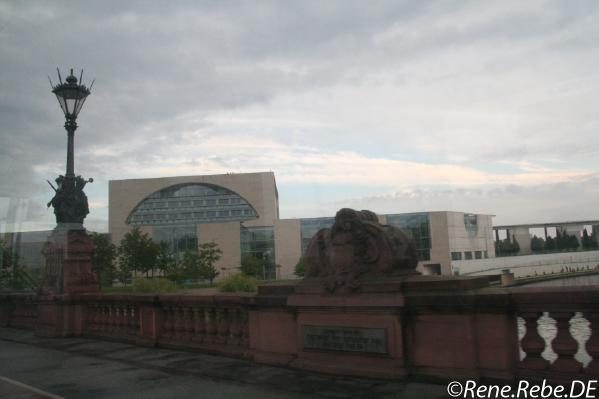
top-left (385, 213), bottom-right (432, 261)
top-left (300, 217), bottom-right (335, 254)
top-left (153, 225), bottom-right (197, 257)
top-left (240, 226), bottom-right (276, 279)
top-left (127, 183), bottom-right (258, 227)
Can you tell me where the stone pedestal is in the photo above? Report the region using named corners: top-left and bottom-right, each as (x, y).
top-left (289, 282), bottom-right (407, 379)
top-left (40, 225), bottom-right (98, 295)
top-left (36, 225), bottom-right (98, 337)
top-left (250, 275), bottom-right (518, 381)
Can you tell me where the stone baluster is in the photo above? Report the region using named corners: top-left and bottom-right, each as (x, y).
top-left (228, 308), bottom-right (242, 346)
top-left (584, 312), bottom-right (599, 375)
top-left (115, 304), bottom-right (123, 335)
top-left (107, 304), bottom-right (116, 333)
top-left (118, 304), bottom-right (127, 334)
top-left (184, 306), bottom-right (194, 341)
top-left (124, 305), bottom-right (133, 335)
top-left (100, 304), bottom-right (109, 333)
top-left (205, 308), bottom-right (217, 344)
top-left (193, 307), bottom-right (205, 343)
top-left (104, 304), bottom-right (112, 333)
top-left (215, 308), bottom-right (230, 344)
top-left (85, 304), bottom-right (96, 332)
top-left (549, 312), bottom-right (583, 373)
top-left (131, 305), bottom-right (140, 336)
top-left (102, 304), bottom-right (110, 333)
top-left (519, 312), bottom-right (550, 370)
top-left (173, 306), bottom-right (185, 341)
top-left (93, 304), bottom-right (102, 332)
top-left (162, 306), bottom-right (174, 340)
top-left (95, 305), bottom-right (103, 332)
top-left (181, 306), bottom-right (193, 341)
top-left (92, 304), bottom-right (101, 332)
top-left (124, 304), bottom-right (132, 335)
top-left (240, 309), bottom-right (249, 348)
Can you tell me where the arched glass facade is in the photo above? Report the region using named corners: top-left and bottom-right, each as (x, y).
top-left (126, 183), bottom-right (258, 226)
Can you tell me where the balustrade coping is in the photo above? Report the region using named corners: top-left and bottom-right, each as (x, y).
top-left (2, 285), bottom-right (599, 311)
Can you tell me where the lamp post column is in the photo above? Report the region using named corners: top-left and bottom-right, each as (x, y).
top-left (65, 117), bottom-right (77, 178)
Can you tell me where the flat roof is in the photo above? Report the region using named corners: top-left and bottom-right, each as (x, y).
top-left (494, 220), bottom-right (599, 229)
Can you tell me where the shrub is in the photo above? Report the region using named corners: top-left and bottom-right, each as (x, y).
top-left (218, 273), bottom-right (257, 293)
top-left (131, 277), bottom-right (178, 293)
top-left (294, 256), bottom-right (305, 277)
top-left (240, 254), bottom-right (262, 277)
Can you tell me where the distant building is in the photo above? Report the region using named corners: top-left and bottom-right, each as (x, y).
top-left (0, 230), bottom-right (52, 269)
top-left (108, 172), bottom-right (495, 278)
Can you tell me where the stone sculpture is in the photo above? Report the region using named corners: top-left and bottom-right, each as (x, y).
top-left (47, 175), bottom-right (92, 224)
top-left (304, 208), bottom-right (418, 292)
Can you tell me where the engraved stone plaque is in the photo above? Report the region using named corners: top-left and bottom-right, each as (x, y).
top-left (302, 325), bottom-right (388, 354)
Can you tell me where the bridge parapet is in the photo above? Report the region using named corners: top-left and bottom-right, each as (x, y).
top-left (1, 283), bottom-right (598, 383)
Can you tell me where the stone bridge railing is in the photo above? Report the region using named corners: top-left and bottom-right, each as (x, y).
top-left (1, 282), bottom-right (598, 383)
top-left (512, 287), bottom-right (599, 379)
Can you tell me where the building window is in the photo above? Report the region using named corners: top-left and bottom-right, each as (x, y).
top-left (451, 251), bottom-right (462, 261)
top-left (300, 217), bottom-right (335, 254)
top-left (153, 225), bottom-right (197, 257)
top-left (386, 213), bottom-right (431, 261)
top-left (475, 251), bottom-right (482, 259)
top-left (464, 251), bottom-right (473, 260)
top-left (240, 226), bottom-right (276, 279)
top-left (127, 183), bottom-right (258, 226)
top-left (484, 250), bottom-right (488, 258)
top-left (464, 214), bottom-right (478, 237)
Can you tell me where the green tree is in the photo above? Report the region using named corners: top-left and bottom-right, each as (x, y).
top-left (0, 239), bottom-right (20, 270)
top-left (556, 230), bottom-right (566, 250)
top-left (591, 231), bottom-right (599, 249)
top-left (0, 240), bottom-right (36, 291)
top-left (90, 233), bottom-right (117, 288)
top-left (294, 256), bottom-right (305, 277)
top-left (197, 241), bottom-right (221, 285)
top-left (530, 235), bottom-right (545, 253)
top-left (181, 250), bottom-right (202, 280)
top-left (117, 228), bottom-right (160, 283)
top-left (581, 229), bottom-right (598, 250)
top-left (568, 234), bottom-right (579, 251)
top-left (545, 236), bottom-right (556, 251)
top-left (511, 235), bottom-right (520, 254)
top-left (156, 241), bottom-right (182, 281)
top-left (240, 254), bottom-right (262, 278)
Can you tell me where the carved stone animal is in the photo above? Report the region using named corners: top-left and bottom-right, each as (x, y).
top-left (304, 208), bottom-right (418, 292)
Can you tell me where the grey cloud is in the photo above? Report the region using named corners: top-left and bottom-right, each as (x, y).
top-left (1, 1), bottom-right (599, 230)
top-left (335, 174), bottom-right (599, 225)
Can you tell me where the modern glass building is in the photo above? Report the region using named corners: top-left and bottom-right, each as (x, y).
top-left (109, 172), bottom-right (495, 279)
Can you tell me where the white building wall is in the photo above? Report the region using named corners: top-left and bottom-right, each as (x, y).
top-left (452, 250), bottom-right (599, 278)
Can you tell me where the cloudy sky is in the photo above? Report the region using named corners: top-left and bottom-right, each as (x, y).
top-left (1, 0), bottom-right (599, 233)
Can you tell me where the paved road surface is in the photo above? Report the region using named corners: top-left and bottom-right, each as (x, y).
top-left (0, 328), bottom-right (446, 399)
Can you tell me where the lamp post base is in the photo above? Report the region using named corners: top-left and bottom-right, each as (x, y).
top-left (39, 227), bottom-right (98, 296)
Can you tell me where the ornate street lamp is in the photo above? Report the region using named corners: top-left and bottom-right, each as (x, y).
top-left (47, 68), bottom-right (94, 226)
top-left (51, 68), bottom-right (93, 178)
top-left (39, 68), bottom-right (100, 299)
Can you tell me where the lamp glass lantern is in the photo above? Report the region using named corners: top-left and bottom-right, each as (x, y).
top-left (51, 69), bottom-right (92, 119)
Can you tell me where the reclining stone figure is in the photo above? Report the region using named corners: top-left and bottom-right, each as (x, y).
top-left (304, 208), bottom-right (419, 292)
